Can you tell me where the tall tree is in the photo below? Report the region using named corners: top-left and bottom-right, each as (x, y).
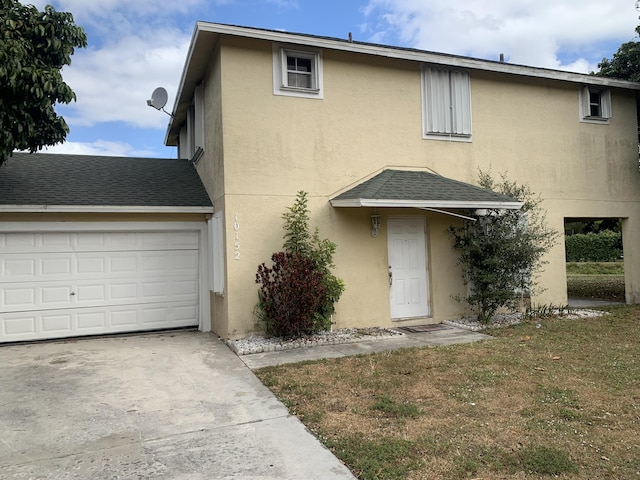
top-left (595, 26), bottom-right (640, 81)
top-left (0, 1), bottom-right (87, 164)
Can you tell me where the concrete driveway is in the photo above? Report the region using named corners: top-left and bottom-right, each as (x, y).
top-left (0, 331), bottom-right (355, 479)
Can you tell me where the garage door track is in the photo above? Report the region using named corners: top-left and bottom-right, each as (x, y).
top-left (0, 331), bottom-right (355, 479)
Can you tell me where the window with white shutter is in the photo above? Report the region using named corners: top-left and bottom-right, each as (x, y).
top-left (422, 67), bottom-right (472, 140)
top-left (579, 86), bottom-right (611, 124)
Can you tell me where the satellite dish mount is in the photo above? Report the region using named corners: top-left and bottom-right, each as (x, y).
top-left (146, 87), bottom-right (173, 117)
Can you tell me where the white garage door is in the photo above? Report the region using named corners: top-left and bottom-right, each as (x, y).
top-left (0, 230), bottom-right (201, 343)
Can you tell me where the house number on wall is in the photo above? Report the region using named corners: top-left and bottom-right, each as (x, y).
top-left (233, 213), bottom-right (240, 260)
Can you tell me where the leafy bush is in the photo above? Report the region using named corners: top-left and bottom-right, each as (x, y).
top-left (255, 252), bottom-right (325, 338)
top-left (255, 191), bottom-right (345, 337)
top-left (565, 230), bottom-right (622, 262)
top-left (450, 172), bottom-right (558, 324)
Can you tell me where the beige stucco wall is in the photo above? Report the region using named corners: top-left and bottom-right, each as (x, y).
top-left (196, 36), bottom-right (640, 339)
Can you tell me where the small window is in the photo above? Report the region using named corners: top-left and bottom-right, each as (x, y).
top-left (273, 45), bottom-right (323, 99)
top-left (422, 67), bottom-right (472, 141)
top-left (580, 86), bottom-right (611, 123)
top-left (287, 55), bottom-right (313, 88)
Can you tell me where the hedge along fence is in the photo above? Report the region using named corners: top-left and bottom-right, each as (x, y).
top-left (565, 230), bottom-right (623, 262)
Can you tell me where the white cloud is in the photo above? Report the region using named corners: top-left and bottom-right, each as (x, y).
top-left (60, 28), bottom-right (190, 129)
top-left (40, 140), bottom-right (163, 157)
top-left (362, 0), bottom-right (639, 72)
top-left (18, 1), bottom-right (194, 130)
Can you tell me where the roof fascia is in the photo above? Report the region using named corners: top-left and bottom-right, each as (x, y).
top-left (0, 205), bottom-right (214, 214)
top-left (193, 23), bottom-right (640, 90)
top-left (329, 198), bottom-right (523, 209)
top-left (165, 22), bottom-right (211, 146)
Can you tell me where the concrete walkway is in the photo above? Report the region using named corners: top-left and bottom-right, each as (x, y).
top-left (241, 325), bottom-right (493, 369)
top-left (0, 332), bottom-right (356, 480)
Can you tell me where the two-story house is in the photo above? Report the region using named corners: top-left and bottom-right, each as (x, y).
top-left (2, 22), bottom-right (639, 344)
top-left (165, 23), bottom-right (640, 340)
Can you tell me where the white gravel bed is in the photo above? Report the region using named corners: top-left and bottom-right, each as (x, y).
top-left (227, 327), bottom-right (404, 356)
top-left (229, 309), bottom-right (607, 355)
top-left (445, 308), bottom-right (607, 332)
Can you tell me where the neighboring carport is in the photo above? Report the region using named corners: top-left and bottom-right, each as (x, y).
top-left (0, 153), bottom-right (214, 343)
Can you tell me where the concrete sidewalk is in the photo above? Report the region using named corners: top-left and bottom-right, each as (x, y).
top-left (240, 325), bottom-right (493, 369)
top-left (0, 332), bottom-right (356, 480)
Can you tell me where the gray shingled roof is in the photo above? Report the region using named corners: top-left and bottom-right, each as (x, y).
top-left (0, 153), bottom-right (212, 209)
top-left (330, 170), bottom-right (521, 209)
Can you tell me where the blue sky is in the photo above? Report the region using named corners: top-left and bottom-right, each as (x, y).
top-left (22, 0), bottom-right (640, 158)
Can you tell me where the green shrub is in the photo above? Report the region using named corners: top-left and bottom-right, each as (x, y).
top-left (565, 230), bottom-right (622, 262)
top-left (450, 172), bottom-right (558, 324)
top-left (255, 191), bottom-right (344, 337)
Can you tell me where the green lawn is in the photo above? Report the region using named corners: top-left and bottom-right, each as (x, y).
top-left (256, 306), bottom-right (640, 479)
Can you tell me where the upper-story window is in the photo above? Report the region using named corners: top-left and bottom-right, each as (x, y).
top-left (273, 44), bottom-right (323, 99)
top-left (580, 86), bottom-right (611, 123)
top-left (422, 66), bottom-right (472, 141)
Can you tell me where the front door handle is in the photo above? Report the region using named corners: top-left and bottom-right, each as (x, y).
top-left (388, 267), bottom-right (392, 286)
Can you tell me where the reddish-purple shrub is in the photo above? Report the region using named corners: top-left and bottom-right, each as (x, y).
top-left (255, 252), bottom-right (326, 338)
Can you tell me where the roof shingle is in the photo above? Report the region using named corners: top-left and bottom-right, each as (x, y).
top-left (331, 170), bottom-right (521, 208)
top-left (0, 153), bottom-right (212, 208)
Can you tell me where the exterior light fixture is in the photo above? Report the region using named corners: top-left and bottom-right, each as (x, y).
top-left (371, 213), bottom-right (382, 237)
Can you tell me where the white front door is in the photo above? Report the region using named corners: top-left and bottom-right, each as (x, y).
top-left (387, 217), bottom-right (430, 319)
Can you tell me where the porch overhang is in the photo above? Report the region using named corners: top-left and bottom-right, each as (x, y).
top-left (330, 170), bottom-right (523, 211)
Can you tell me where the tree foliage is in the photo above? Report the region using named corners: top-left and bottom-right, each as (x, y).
top-left (565, 230), bottom-right (623, 262)
top-left (0, 0), bottom-right (87, 164)
top-left (256, 191), bottom-right (345, 337)
top-left (595, 29), bottom-right (640, 82)
top-left (449, 172), bottom-right (558, 324)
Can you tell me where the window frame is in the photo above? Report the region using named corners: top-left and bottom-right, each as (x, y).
top-left (579, 86), bottom-right (611, 124)
top-left (421, 66), bottom-right (472, 142)
top-left (273, 44), bottom-right (323, 99)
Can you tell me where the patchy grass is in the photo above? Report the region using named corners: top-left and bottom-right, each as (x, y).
top-left (567, 275), bottom-right (625, 301)
top-left (255, 306), bottom-right (640, 479)
top-left (566, 262), bottom-right (624, 275)
top-left (566, 262), bottom-right (625, 301)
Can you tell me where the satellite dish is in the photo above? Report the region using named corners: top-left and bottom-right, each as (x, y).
top-left (146, 87), bottom-right (168, 110)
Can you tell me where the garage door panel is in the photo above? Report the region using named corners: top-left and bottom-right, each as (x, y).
top-left (42, 314), bottom-right (72, 333)
top-left (0, 231), bottom-right (200, 254)
top-left (3, 287), bottom-right (36, 309)
top-left (1, 278), bottom-right (198, 313)
top-left (0, 229), bottom-right (201, 343)
top-left (4, 316), bottom-right (35, 336)
top-left (1, 301), bottom-right (199, 342)
top-left (1, 251), bottom-right (198, 282)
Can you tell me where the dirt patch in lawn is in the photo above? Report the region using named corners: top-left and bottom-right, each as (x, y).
top-left (256, 306), bottom-right (640, 479)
